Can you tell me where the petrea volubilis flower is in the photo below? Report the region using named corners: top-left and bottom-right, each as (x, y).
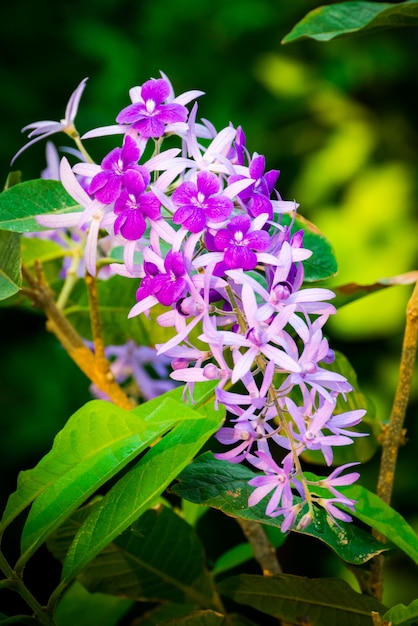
top-left (21, 72), bottom-right (366, 532)
top-left (11, 78), bottom-right (88, 165)
top-left (116, 78), bottom-right (188, 138)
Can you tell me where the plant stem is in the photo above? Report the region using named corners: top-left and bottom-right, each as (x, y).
top-left (21, 262), bottom-right (134, 410)
top-left (370, 281), bottom-right (418, 601)
top-left (0, 552), bottom-right (56, 626)
top-left (236, 518), bottom-right (282, 575)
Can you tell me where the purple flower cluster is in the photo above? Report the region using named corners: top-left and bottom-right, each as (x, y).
top-left (13, 73), bottom-right (366, 531)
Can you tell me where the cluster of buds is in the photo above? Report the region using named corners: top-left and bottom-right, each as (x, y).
top-left (13, 73), bottom-right (365, 531)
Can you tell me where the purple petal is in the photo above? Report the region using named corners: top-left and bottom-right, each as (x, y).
top-left (196, 171), bottom-right (220, 197)
top-left (165, 251), bottom-right (185, 277)
top-left (132, 117), bottom-right (166, 138)
top-left (249, 154), bottom-right (265, 180)
top-left (225, 246), bottom-right (258, 270)
top-left (116, 102), bottom-right (146, 125)
top-left (155, 102), bottom-right (188, 124)
top-left (114, 210), bottom-right (146, 240)
top-left (141, 78), bottom-right (170, 104)
top-left (172, 181), bottom-right (198, 206)
top-left (205, 196), bottom-right (233, 222)
top-left (121, 134), bottom-right (141, 164)
top-left (246, 230), bottom-right (270, 251)
top-left (173, 205), bottom-right (205, 233)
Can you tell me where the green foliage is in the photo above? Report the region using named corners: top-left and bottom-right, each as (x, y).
top-left (218, 574), bottom-right (386, 625)
top-left (54, 582), bottom-right (133, 626)
top-left (60, 400), bottom-right (224, 584)
top-left (0, 180), bottom-right (80, 232)
top-left (49, 504), bottom-right (215, 606)
top-left (0, 230), bottom-right (21, 300)
top-left (282, 0), bottom-right (418, 44)
top-left (172, 453), bottom-right (388, 565)
top-left (342, 484), bottom-right (418, 566)
top-left (383, 598), bottom-right (418, 626)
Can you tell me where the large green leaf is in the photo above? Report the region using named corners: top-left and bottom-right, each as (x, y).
top-left (51, 505), bottom-right (215, 606)
top-left (0, 179), bottom-right (81, 232)
top-left (0, 395), bottom-right (198, 542)
top-left (55, 581), bottom-right (133, 626)
top-left (172, 453), bottom-right (387, 565)
top-left (282, 0), bottom-right (418, 44)
top-left (20, 236), bottom-right (67, 267)
top-left (342, 484), bottom-right (418, 565)
top-left (164, 612), bottom-right (259, 625)
top-left (60, 403), bottom-right (224, 584)
top-left (0, 230), bottom-right (21, 300)
top-left (218, 574), bottom-right (386, 625)
top-left (383, 599), bottom-right (418, 626)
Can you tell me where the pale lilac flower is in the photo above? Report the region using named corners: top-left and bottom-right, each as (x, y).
top-left (247, 452), bottom-right (295, 516)
top-left (11, 78), bottom-right (88, 165)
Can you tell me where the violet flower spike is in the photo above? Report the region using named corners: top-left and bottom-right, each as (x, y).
top-left (11, 78), bottom-right (88, 165)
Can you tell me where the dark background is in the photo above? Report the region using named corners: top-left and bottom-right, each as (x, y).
top-left (1, 0), bottom-right (417, 615)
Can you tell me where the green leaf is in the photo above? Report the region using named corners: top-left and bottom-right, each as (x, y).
top-left (0, 396), bottom-right (191, 540)
top-left (383, 599), bottom-right (418, 626)
top-left (213, 526), bottom-right (286, 576)
top-left (342, 484), bottom-right (418, 565)
top-left (212, 543), bottom-right (254, 576)
top-left (57, 505), bottom-right (215, 605)
top-left (281, 213), bottom-right (338, 281)
top-left (172, 453), bottom-right (388, 565)
top-left (54, 581), bottom-right (133, 626)
top-left (163, 611), bottom-right (259, 625)
top-left (20, 237), bottom-right (66, 267)
top-left (127, 603), bottom-right (199, 626)
top-left (332, 271), bottom-right (418, 309)
top-left (218, 574), bottom-right (386, 625)
top-left (282, 0), bottom-right (418, 44)
top-left (0, 230), bottom-right (21, 300)
top-left (0, 179), bottom-right (81, 232)
top-left (61, 404), bottom-right (224, 583)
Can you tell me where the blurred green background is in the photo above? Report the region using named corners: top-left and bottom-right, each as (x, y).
top-left (1, 0), bottom-right (417, 611)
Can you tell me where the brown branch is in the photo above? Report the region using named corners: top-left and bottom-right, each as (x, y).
top-left (21, 262), bottom-right (135, 411)
top-left (236, 518), bottom-right (282, 576)
top-left (370, 281), bottom-right (418, 601)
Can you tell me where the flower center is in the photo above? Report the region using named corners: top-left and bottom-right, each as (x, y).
top-left (145, 99), bottom-right (156, 114)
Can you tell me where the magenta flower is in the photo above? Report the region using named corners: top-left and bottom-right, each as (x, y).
top-left (136, 251), bottom-right (188, 306)
top-left (113, 169), bottom-right (161, 241)
top-left (89, 135), bottom-right (147, 204)
top-left (172, 171), bottom-right (234, 233)
top-left (229, 153), bottom-right (279, 219)
top-left (116, 78), bottom-right (188, 138)
top-left (213, 214), bottom-right (271, 270)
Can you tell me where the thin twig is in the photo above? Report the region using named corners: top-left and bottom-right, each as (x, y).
top-left (21, 262), bottom-right (134, 410)
top-left (370, 281), bottom-right (418, 601)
